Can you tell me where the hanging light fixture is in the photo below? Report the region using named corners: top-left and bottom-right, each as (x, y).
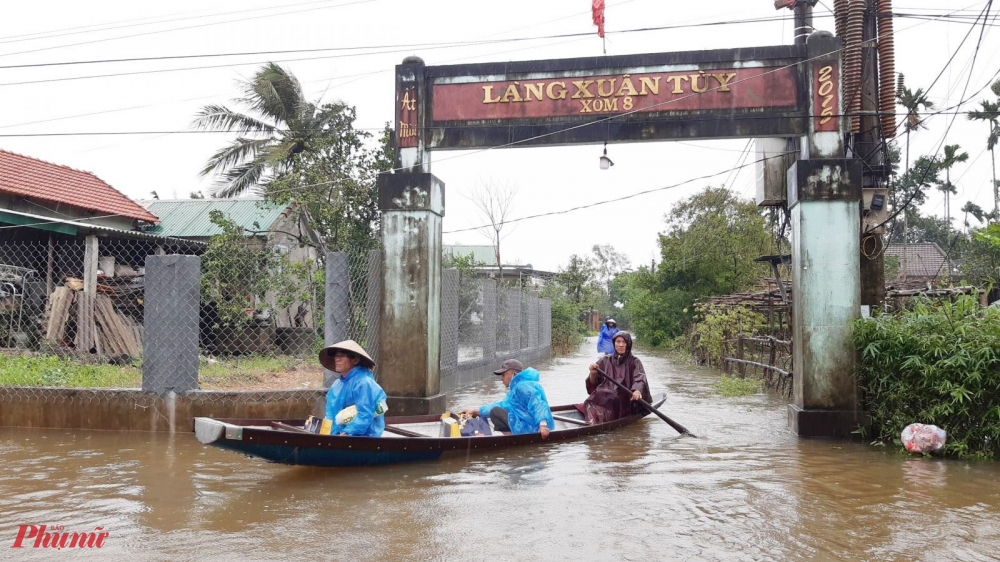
top-left (599, 142), bottom-right (614, 170)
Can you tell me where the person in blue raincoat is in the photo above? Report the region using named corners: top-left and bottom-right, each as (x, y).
top-left (597, 317), bottom-right (620, 354)
top-left (461, 359), bottom-right (555, 438)
top-left (319, 340), bottom-right (387, 437)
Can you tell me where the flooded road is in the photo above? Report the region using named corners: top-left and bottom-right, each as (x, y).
top-left (2, 337), bottom-right (999, 560)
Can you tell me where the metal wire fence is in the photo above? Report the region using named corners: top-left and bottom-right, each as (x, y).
top-left (0, 235), bottom-right (381, 401)
top-left (440, 274), bottom-right (552, 390)
top-left (0, 236), bottom-right (550, 404)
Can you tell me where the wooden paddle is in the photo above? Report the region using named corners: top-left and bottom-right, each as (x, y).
top-left (595, 366), bottom-right (695, 437)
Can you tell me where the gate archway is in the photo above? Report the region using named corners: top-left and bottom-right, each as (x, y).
top-left (378, 31), bottom-right (864, 438)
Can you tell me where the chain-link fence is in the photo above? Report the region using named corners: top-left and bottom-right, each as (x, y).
top-left (1, 236), bottom-right (550, 408)
top-left (440, 274), bottom-right (552, 392)
top-left (0, 237), bottom-right (200, 395)
top-left (0, 233), bottom-right (381, 401)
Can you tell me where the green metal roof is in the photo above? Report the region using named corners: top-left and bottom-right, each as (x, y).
top-left (140, 199), bottom-right (288, 238)
top-left (444, 245), bottom-right (497, 265)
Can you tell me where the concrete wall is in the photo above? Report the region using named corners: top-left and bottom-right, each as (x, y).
top-left (0, 388), bottom-right (326, 433)
top-left (0, 343), bottom-right (550, 431)
top-left (440, 345), bottom-right (552, 393)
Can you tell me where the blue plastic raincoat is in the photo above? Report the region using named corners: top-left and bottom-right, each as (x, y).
top-left (478, 368), bottom-right (555, 435)
top-left (597, 324), bottom-right (620, 354)
top-left (324, 365), bottom-right (387, 437)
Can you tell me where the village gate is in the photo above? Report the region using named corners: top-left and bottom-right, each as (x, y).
top-left (378, 31), bottom-right (865, 437)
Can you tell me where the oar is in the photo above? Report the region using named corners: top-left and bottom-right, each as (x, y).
top-left (595, 367), bottom-right (695, 437)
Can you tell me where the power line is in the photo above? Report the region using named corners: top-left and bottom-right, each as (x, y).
top-left (721, 139), bottom-right (753, 192)
top-left (6, 111), bottom-right (996, 138)
top-left (12, 9), bottom-right (995, 73)
top-left (443, 152), bottom-right (795, 234)
top-left (0, 6), bottom-right (974, 131)
top-left (0, 0), bottom-right (375, 60)
top-left (10, 0), bottom-right (979, 203)
top-left (872, 0), bottom-right (994, 233)
top-left (252, 3), bottom-right (996, 199)
top-left (52, 35), bottom-right (594, 155)
top-left (0, 14), bottom-right (841, 85)
top-left (438, 2), bottom-right (992, 236)
top-left (0, 0), bottom-right (348, 45)
top-left (931, 0), bottom-right (994, 279)
top-left (0, 31), bottom-right (587, 130)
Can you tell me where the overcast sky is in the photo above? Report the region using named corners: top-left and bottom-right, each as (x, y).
top-left (2, 0), bottom-right (996, 271)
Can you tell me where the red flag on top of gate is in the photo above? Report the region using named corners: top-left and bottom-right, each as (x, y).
top-left (592, 0), bottom-right (605, 38)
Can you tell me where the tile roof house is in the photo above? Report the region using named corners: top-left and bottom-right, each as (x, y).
top-left (885, 242), bottom-right (959, 279)
top-left (0, 149), bottom-right (159, 238)
top-left (0, 151), bottom-right (193, 357)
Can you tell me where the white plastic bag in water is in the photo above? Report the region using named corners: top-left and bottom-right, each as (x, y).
top-left (901, 423), bottom-right (947, 454)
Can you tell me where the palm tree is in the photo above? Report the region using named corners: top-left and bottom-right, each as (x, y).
top-left (961, 201), bottom-right (986, 227)
top-left (939, 144), bottom-right (969, 229)
top-left (967, 79), bottom-right (1000, 222)
top-left (897, 85), bottom-right (934, 134)
top-left (896, 79), bottom-right (935, 277)
top-left (193, 63), bottom-right (331, 198)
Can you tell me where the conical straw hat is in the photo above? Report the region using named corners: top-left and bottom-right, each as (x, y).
top-left (319, 339), bottom-right (375, 371)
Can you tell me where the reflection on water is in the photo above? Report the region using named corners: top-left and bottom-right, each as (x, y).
top-left (2, 338), bottom-right (1000, 560)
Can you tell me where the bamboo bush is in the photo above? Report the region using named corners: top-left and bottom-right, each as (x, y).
top-left (852, 294), bottom-right (1000, 459)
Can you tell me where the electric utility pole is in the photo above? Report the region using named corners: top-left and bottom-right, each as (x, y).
top-left (858, 0), bottom-right (886, 308)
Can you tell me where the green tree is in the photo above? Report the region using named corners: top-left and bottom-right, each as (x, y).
top-left (591, 244), bottom-right (631, 295)
top-left (961, 201), bottom-right (988, 227)
top-left (539, 283), bottom-right (586, 354)
top-left (888, 155), bottom-right (940, 218)
top-left (938, 144), bottom-right (969, 229)
top-left (885, 155), bottom-right (945, 272)
top-left (194, 63), bottom-right (352, 198)
top-left (966, 224), bottom-right (1000, 284)
top-left (200, 211), bottom-right (299, 334)
top-left (658, 187), bottom-right (771, 298)
top-left (897, 82), bottom-right (935, 259)
top-left (615, 267), bottom-right (694, 346)
top-left (897, 84), bottom-right (934, 133)
top-left (556, 254), bottom-right (597, 304)
top-left (977, 223), bottom-right (1000, 247)
top-left (967, 79), bottom-right (1000, 220)
top-left (614, 187), bottom-right (772, 346)
top-left (265, 107), bottom-right (393, 251)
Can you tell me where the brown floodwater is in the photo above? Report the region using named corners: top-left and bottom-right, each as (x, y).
top-left (2, 338), bottom-right (999, 561)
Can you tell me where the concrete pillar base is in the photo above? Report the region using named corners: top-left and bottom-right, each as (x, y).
top-left (787, 404), bottom-right (868, 438)
top-left (386, 394), bottom-right (447, 417)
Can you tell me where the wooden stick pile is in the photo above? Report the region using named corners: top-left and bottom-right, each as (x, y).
top-left (43, 286), bottom-right (142, 361)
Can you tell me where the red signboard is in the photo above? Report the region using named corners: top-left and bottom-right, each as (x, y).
top-left (397, 84), bottom-right (418, 148)
top-left (812, 62), bottom-right (839, 132)
top-left (431, 67), bottom-right (798, 122)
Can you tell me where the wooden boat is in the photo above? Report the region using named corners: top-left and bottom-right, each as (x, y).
top-left (193, 394), bottom-right (667, 467)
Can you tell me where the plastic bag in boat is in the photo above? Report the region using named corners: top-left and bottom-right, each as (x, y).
top-left (901, 423), bottom-right (947, 454)
top-left (335, 400), bottom-right (389, 426)
top-left (439, 413), bottom-right (492, 437)
top-left (460, 416), bottom-right (492, 437)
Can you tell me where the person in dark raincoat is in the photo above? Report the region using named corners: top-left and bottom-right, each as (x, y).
top-left (584, 331), bottom-right (652, 424)
top-left (596, 317), bottom-right (620, 354)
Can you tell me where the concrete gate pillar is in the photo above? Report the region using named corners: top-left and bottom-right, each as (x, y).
top-left (376, 56), bottom-right (447, 415)
top-left (787, 31), bottom-right (866, 437)
top-left (376, 173), bottom-right (446, 415)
